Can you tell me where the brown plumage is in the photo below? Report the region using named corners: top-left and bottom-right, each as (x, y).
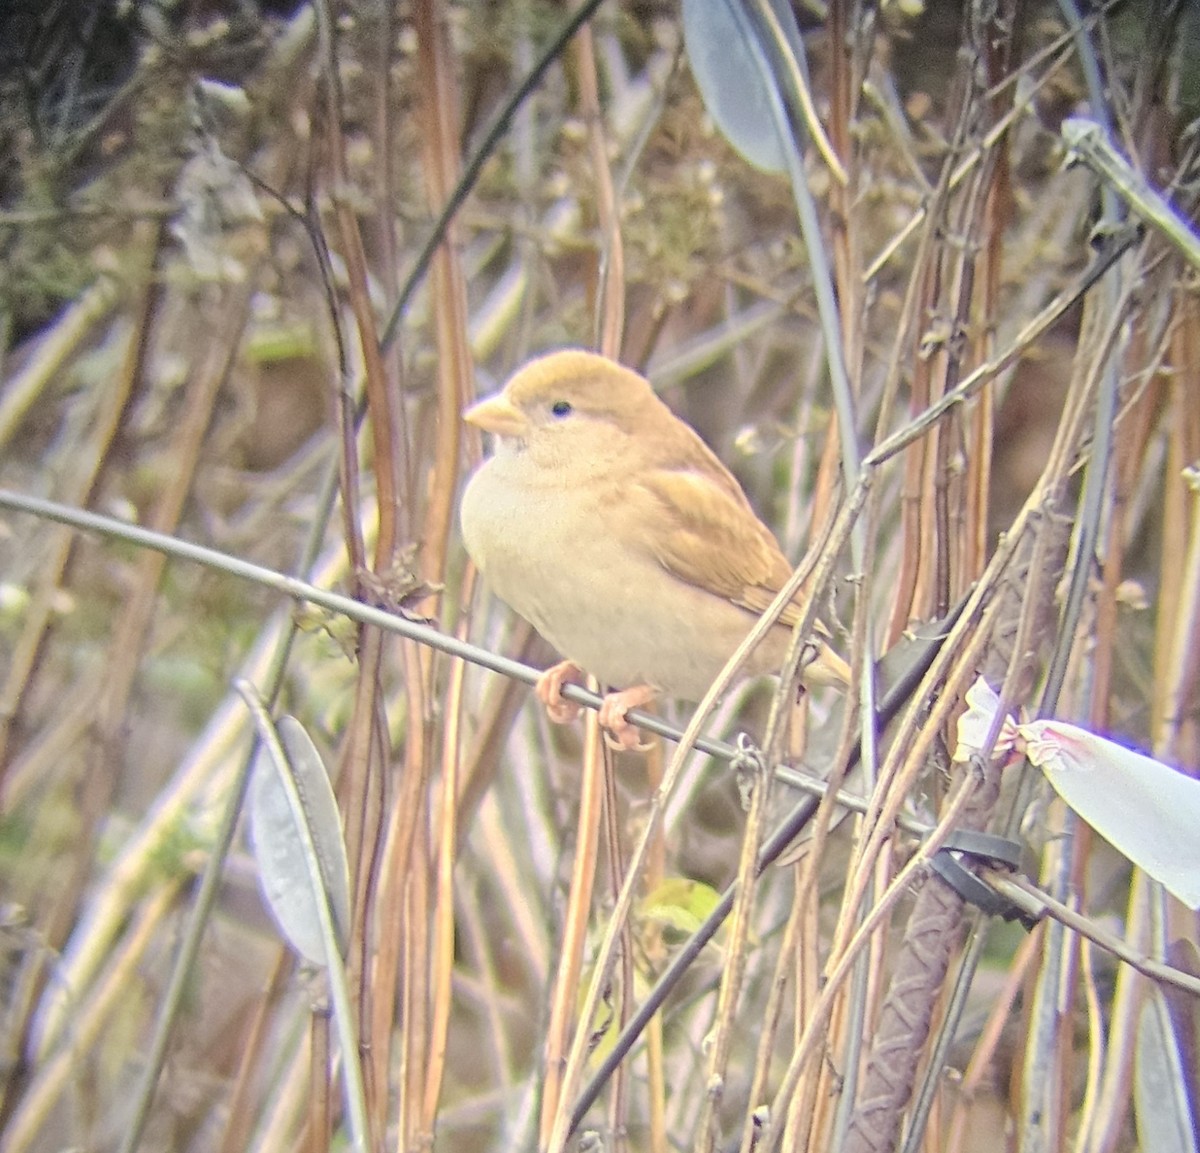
top-left (460, 349), bottom-right (848, 749)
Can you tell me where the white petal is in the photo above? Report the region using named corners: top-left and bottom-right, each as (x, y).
top-left (952, 677), bottom-right (1020, 762)
top-left (1022, 720), bottom-right (1200, 909)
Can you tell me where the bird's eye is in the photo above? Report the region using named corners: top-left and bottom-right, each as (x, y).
top-left (550, 400), bottom-right (573, 418)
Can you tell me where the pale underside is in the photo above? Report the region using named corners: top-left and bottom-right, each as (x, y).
top-left (461, 448), bottom-right (801, 700)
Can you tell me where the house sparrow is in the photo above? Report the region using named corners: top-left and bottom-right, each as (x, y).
top-left (460, 349), bottom-right (849, 750)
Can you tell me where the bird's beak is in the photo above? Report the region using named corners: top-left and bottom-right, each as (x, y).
top-left (463, 393), bottom-right (527, 438)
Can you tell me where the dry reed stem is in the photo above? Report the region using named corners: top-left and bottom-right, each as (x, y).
top-left (217, 950), bottom-right (294, 1153)
top-left (424, 568), bottom-right (473, 1134)
top-left (539, 713), bottom-right (607, 1149)
top-left (19, 281), bottom-right (256, 1127)
top-left (943, 924), bottom-right (1044, 1153)
top-left (0, 277), bottom-right (120, 453)
top-left (0, 229), bottom-right (156, 778)
top-left (694, 738), bottom-right (773, 1153)
top-left (541, 21), bottom-right (630, 1147)
top-left (316, 11), bottom-right (398, 1149)
top-left (410, 0), bottom-right (475, 1135)
top-left (2, 882), bottom-right (185, 1153)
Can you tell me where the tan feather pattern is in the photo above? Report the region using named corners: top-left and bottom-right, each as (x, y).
top-left (631, 468), bottom-right (826, 633)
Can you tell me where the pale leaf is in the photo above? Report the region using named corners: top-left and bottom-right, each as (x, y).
top-left (250, 716), bottom-right (352, 965)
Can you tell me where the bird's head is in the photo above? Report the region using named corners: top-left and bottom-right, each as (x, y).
top-left (464, 350), bottom-right (668, 474)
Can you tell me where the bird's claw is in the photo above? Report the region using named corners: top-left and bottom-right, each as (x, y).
top-left (598, 686), bottom-right (657, 753)
top-left (536, 660), bottom-right (586, 723)
top-left (602, 727), bottom-right (655, 754)
top-left (537, 666), bottom-right (657, 751)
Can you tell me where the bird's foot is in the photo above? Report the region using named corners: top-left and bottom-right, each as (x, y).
top-left (598, 685), bottom-right (658, 752)
top-left (535, 660), bottom-right (587, 723)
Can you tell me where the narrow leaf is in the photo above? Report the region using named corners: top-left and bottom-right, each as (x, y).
top-left (1135, 986), bottom-right (1200, 1153)
top-left (682, 0), bottom-right (788, 173)
top-left (250, 715), bottom-right (351, 965)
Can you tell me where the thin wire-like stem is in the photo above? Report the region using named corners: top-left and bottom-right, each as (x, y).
top-left (0, 489), bottom-right (848, 778)
top-left (380, 0), bottom-right (606, 351)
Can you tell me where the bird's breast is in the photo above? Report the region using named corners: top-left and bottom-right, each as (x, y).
top-left (461, 457), bottom-right (622, 632)
top-left (460, 457), bottom-right (787, 698)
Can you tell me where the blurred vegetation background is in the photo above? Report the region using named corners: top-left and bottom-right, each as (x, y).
top-left (0, 1), bottom-right (1197, 1151)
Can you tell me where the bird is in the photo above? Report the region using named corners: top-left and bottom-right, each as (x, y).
top-left (459, 349), bottom-right (850, 750)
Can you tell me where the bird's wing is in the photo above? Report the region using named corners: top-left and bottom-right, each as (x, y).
top-left (627, 468), bottom-right (807, 623)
